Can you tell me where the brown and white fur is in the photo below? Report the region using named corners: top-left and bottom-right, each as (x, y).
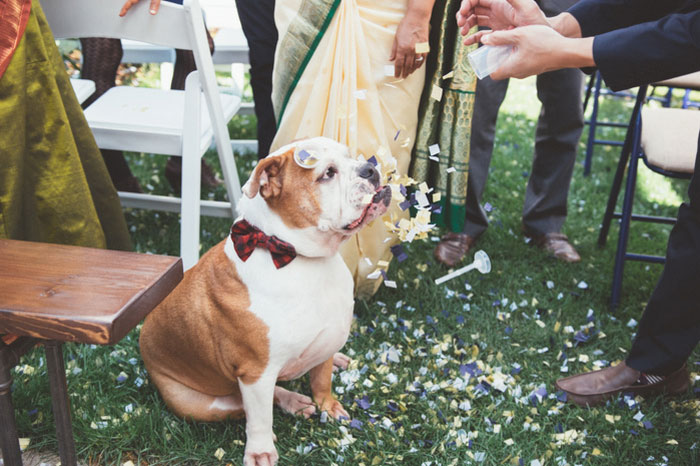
top-left (139, 137), bottom-right (391, 466)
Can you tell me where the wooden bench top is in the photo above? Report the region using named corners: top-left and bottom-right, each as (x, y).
top-left (0, 239), bottom-right (183, 345)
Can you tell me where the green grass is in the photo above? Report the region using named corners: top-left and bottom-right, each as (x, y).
top-left (11, 77), bottom-right (699, 465)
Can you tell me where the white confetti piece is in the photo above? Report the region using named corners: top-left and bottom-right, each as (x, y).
top-left (354, 89), bottom-right (367, 100)
top-left (384, 280), bottom-right (397, 288)
top-left (627, 318), bottom-right (638, 328)
top-left (546, 280), bottom-right (554, 289)
top-left (446, 167), bottom-right (456, 173)
top-left (577, 280), bottom-right (589, 289)
top-left (429, 144), bottom-right (440, 156)
top-left (430, 85), bottom-right (443, 101)
top-left (384, 64), bottom-right (396, 76)
top-left (415, 41), bottom-right (430, 54)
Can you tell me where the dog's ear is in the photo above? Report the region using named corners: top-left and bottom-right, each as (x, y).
top-left (242, 149), bottom-right (292, 199)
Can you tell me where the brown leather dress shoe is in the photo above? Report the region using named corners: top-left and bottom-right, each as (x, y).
top-left (434, 232), bottom-right (477, 267)
top-left (531, 232), bottom-right (581, 262)
top-left (555, 361), bottom-right (689, 407)
top-left (165, 157), bottom-right (223, 192)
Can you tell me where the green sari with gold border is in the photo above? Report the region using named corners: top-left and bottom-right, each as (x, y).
top-left (410, 0), bottom-right (478, 233)
top-left (0, 0), bottom-right (131, 250)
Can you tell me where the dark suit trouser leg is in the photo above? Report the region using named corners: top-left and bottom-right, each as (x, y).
top-left (463, 76), bottom-right (509, 238)
top-left (235, 0), bottom-right (278, 159)
top-left (522, 68), bottom-right (584, 236)
top-left (626, 139), bottom-right (700, 376)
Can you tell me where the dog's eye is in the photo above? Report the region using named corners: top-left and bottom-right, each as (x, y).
top-left (319, 166), bottom-right (337, 181)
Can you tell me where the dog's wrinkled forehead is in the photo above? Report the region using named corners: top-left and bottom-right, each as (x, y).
top-left (287, 137), bottom-right (351, 168)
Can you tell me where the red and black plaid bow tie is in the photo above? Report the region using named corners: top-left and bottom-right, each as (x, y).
top-left (230, 220), bottom-right (297, 269)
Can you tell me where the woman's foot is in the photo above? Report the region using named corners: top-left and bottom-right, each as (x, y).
top-left (434, 232), bottom-right (477, 267)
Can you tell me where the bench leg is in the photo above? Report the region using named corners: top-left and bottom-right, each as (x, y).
top-left (45, 342), bottom-right (77, 466)
top-left (0, 352), bottom-right (22, 466)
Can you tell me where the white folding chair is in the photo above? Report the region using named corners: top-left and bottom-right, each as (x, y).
top-left (69, 78), bottom-right (95, 104)
top-left (41, 0), bottom-right (242, 270)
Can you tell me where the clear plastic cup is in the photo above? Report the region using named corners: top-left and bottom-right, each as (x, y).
top-left (467, 45), bottom-right (513, 79)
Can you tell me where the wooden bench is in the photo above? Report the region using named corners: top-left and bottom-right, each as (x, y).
top-left (0, 239), bottom-right (183, 466)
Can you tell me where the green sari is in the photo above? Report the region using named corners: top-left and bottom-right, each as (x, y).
top-left (0, 0), bottom-right (130, 250)
top-left (410, 0), bottom-right (477, 233)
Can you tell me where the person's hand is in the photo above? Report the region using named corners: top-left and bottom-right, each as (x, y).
top-left (457, 0), bottom-right (548, 44)
top-left (390, 11), bottom-right (430, 79)
top-left (119, 0), bottom-right (161, 17)
top-left (479, 24), bottom-right (593, 79)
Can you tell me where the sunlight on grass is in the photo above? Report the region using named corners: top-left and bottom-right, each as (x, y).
top-left (637, 164), bottom-right (686, 207)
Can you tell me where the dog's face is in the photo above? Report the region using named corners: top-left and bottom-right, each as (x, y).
top-left (240, 137), bottom-right (391, 256)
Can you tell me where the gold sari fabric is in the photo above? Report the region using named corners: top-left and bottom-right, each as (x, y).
top-left (410, 0), bottom-right (477, 232)
top-left (0, 0), bottom-right (131, 250)
top-left (271, 0), bottom-right (426, 298)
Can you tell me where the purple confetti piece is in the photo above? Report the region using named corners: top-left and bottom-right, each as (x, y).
top-left (349, 419), bottom-right (363, 430)
top-left (431, 204), bottom-right (443, 214)
top-left (518, 459), bottom-right (524, 466)
top-left (298, 149), bottom-right (311, 161)
top-left (505, 326), bottom-right (513, 335)
top-left (555, 423), bottom-right (563, 433)
top-left (510, 365), bottom-right (521, 375)
top-left (426, 315), bottom-right (435, 325)
top-left (574, 331), bottom-right (589, 344)
top-left (441, 310), bottom-right (450, 318)
top-left (536, 386), bottom-right (548, 398)
top-left (116, 373), bottom-right (128, 383)
top-left (27, 408), bottom-right (38, 416)
top-left (556, 391), bottom-right (567, 402)
top-left (399, 200), bottom-right (412, 211)
top-left (380, 269), bottom-right (388, 280)
top-left (629, 429), bottom-right (639, 436)
top-left (357, 396), bottom-right (371, 410)
top-left (517, 289), bottom-right (525, 295)
top-left (399, 184), bottom-right (407, 197)
top-left (643, 420), bottom-right (654, 430)
top-left (367, 156), bottom-right (378, 167)
top-left (390, 245), bottom-right (408, 262)
top-left (484, 202), bottom-right (493, 213)
top-left (394, 130), bottom-right (400, 141)
top-left (387, 401), bottom-right (398, 412)
top-left (456, 315), bottom-right (465, 324)
top-left (475, 382), bottom-right (490, 394)
top-left (492, 300), bottom-right (501, 307)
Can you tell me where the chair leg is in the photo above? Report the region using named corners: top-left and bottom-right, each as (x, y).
top-left (181, 71), bottom-right (203, 271)
top-left (598, 85), bottom-right (649, 247)
top-left (45, 342), bottom-right (77, 466)
top-left (0, 347), bottom-right (22, 466)
top-left (583, 72), bottom-right (603, 176)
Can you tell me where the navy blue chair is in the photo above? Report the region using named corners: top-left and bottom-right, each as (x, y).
top-left (597, 81), bottom-right (700, 309)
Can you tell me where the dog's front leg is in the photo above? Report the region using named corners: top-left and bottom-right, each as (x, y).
top-left (239, 372), bottom-right (278, 466)
top-left (309, 357), bottom-right (349, 420)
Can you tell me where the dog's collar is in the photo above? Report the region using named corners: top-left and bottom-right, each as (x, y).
top-left (230, 220), bottom-right (297, 269)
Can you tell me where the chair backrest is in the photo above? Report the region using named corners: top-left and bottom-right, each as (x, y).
top-left (41, 0), bottom-right (242, 208)
top-left (41, 0), bottom-right (193, 50)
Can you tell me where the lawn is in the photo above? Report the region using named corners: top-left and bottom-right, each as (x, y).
top-left (10, 74), bottom-right (699, 466)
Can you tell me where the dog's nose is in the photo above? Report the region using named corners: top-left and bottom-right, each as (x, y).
top-left (358, 162), bottom-right (380, 186)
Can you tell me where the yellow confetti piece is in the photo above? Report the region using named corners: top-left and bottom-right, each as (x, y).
top-left (214, 448), bottom-right (226, 460)
top-left (535, 320), bottom-right (545, 328)
top-left (553, 321), bottom-right (561, 333)
top-left (504, 438), bottom-right (514, 446)
top-left (19, 438), bottom-right (30, 450)
top-left (430, 85), bottom-right (443, 101)
top-left (605, 414), bottom-right (616, 424)
top-left (377, 260), bottom-right (390, 267)
top-left (578, 354), bottom-right (589, 363)
top-left (592, 448), bottom-right (602, 456)
top-left (667, 439), bottom-right (679, 445)
top-left (415, 42), bottom-right (430, 54)
top-left (442, 70), bottom-right (454, 80)
top-left (432, 192), bottom-right (442, 203)
top-left (494, 424), bottom-right (501, 434)
top-left (418, 182), bottom-right (429, 193)
top-left (123, 462), bottom-right (135, 466)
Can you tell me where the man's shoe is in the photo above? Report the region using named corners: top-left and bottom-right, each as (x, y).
top-left (531, 232), bottom-right (580, 263)
top-left (555, 361), bottom-right (689, 407)
top-left (434, 232), bottom-right (477, 267)
top-left (165, 157), bottom-right (223, 192)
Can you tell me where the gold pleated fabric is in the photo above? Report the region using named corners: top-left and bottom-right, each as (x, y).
top-left (271, 0), bottom-right (425, 298)
top-left (410, 0), bottom-right (477, 233)
top-left (0, 0), bottom-right (131, 250)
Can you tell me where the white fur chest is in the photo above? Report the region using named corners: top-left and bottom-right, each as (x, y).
top-left (224, 238), bottom-right (354, 379)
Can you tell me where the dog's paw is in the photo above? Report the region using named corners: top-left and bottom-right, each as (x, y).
top-left (244, 441), bottom-right (278, 466)
top-left (332, 352), bottom-right (352, 371)
top-left (275, 387), bottom-right (317, 419)
top-left (320, 398), bottom-right (349, 421)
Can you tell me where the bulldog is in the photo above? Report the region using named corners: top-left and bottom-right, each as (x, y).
top-left (139, 137), bottom-right (391, 466)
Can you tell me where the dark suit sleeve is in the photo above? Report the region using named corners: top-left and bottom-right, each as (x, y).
top-left (567, 1), bottom-right (700, 91)
top-left (568, 0), bottom-right (688, 37)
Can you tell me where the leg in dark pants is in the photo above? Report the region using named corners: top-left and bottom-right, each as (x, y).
top-left (627, 139), bottom-right (700, 375)
top-left (522, 68), bottom-right (584, 236)
top-left (235, 0), bottom-right (278, 159)
top-left (463, 76), bottom-right (509, 238)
